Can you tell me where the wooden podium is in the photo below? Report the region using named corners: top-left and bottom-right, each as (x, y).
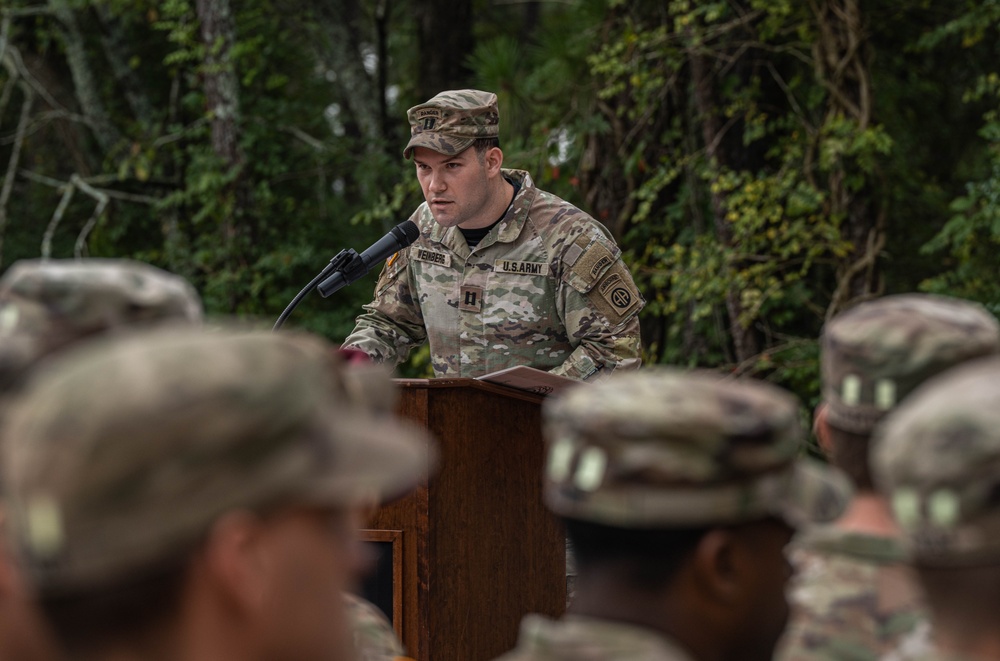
top-left (363, 378), bottom-right (566, 661)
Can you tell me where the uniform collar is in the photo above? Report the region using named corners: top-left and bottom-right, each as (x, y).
top-left (793, 524), bottom-right (908, 563)
top-left (424, 169), bottom-right (537, 254)
top-left (514, 614), bottom-right (699, 661)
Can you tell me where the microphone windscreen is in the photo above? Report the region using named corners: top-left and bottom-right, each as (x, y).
top-left (399, 220), bottom-right (420, 244)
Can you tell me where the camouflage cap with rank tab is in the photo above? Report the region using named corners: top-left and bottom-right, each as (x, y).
top-left (403, 89), bottom-right (499, 159)
top-left (822, 294), bottom-right (1000, 435)
top-left (0, 258), bottom-right (202, 390)
top-left (873, 356), bottom-right (1000, 566)
top-left (542, 368), bottom-right (850, 529)
top-left (0, 328), bottom-right (435, 592)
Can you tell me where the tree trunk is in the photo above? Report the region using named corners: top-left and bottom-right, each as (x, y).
top-left (311, 0), bottom-right (381, 145)
top-left (48, 0), bottom-right (122, 154)
top-left (812, 0), bottom-right (883, 318)
top-left (196, 0), bottom-right (244, 178)
top-left (196, 0), bottom-right (247, 311)
top-left (689, 47), bottom-right (760, 364)
top-left (93, 3), bottom-right (155, 133)
top-left (416, 0), bottom-right (474, 98)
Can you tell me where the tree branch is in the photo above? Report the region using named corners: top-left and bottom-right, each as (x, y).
top-left (71, 174), bottom-right (109, 257)
top-left (0, 85), bottom-right (34, 268)
top-left (48, 0), bottom-right (123, 152)
top-left (41, 177), bottom-right (75, 259)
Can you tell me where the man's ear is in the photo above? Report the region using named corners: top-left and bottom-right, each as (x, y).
top-left (813, 402), bottom-right (833, 457)
top-left (689, 528), bottom-right (742, 607)
top-left (485, 147), bottom-right (504, 176)
top-left (193, 510), bottom-right (272, 616)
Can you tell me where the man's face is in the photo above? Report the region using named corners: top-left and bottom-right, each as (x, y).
top-left (728, 518), bottom-right (796, 661)
top-left (257, 505), bottom-right (370, 661)
top-left (412, 146), bottom-right (496, 230)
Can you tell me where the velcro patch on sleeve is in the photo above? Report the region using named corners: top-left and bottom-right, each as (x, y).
top-left (565, 234), bottom-right (621, 293)
top-left (589, 262), bottom-right (642, 324)
top-left (375, 249), bottom-right (409, 295)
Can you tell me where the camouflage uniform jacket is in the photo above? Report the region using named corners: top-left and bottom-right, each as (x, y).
top-left (890, 644), bottom-right (980, 661)
top-left (493, 614), bottom-right (698, 661)
top-left (775, 525), bottom-right (928, 661)
top-left (344, 593), bottom-right (409, 661)
top-left (343, 169), bottom-right (644, 380)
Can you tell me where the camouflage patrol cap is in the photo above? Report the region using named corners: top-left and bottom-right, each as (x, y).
top-left (403, 89), bottom-right (499, 159)
top-left (542, 368), bottom-right (850, 528)
top-left (0, 328), bottom-right (434, 591)
top-left (873, 356), bottom-right (1000, 566)
top-left (0, 258), bottom-right (202, 390)
top-left (821, 294), bottom-right (1000, 435)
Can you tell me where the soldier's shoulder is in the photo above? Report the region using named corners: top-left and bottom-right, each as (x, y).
top-left (344, 593), bottom-right (405, 660)
top-left (778, 541), bottom-right (927, 661)
top-left (789, 545), bottom-right (882, 615)
top-left (521, 188), bottom-right (610, 242)
top-left (491, 648), bottom-right (550, 661)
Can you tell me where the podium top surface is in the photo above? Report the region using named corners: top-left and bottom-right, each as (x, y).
top-left (393, 377), bottom-right (547, 405)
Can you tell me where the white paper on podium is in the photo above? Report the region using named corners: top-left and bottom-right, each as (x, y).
top-left (475, 365), bottom-right (582, 397)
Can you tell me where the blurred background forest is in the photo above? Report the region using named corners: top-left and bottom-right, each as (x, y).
top-left (1, 0), bottom-right (999, 403)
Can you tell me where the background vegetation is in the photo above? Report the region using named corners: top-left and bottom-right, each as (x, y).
top-left (1, 0), bottom-right (997, 399)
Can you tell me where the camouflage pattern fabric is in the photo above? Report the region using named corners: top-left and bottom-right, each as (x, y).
top-left (344, 593), bottom-right (411, 661)
top-left (0, 328), bottom-right (435, 591)
top-left (494, 369), bottom-right (850, 661)
top-left (873, 355), bottom-right (1000, 566)
top-left (541, 368), bottom-right (850, 528)
top-left (403, 89), bottom-right (499, 159)
top-left (493, 615), bottom-right (698, 661)
top-left (821, 294), bottom-right (1000, 434)
top-left (343, 169), bottom-right (644, 381)
top-left (776, 526), bottom-right (927, 661)
top-left (883, 621), bottom-right (935, 661)
top-left (0, 258), bottom-right (202, 391)
top-left (895, 651), bottom-right (968, 661)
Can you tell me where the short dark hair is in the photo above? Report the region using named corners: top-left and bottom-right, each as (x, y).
top-left (472, 137), bottom-right (500, 159)
top-left (38, 556), bottom-right (190, 656)
top-left (564, 517), bottom-right (706, 591)
top-left (825, 424), bottom-right (874, 490)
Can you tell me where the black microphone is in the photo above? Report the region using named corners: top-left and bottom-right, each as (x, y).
top-left (317, 220), bottom-right (421, 297)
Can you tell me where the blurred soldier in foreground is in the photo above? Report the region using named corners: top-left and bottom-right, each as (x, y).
top-left (0, 258), bottom-right (202, 661)
top-left (493, 369), bottom-right (849, 661)
top-left (345, 592), bottom-right (407, 661)
top-left (334, 350), bottom-right (414, 661)
top-left (0, 258), bottom-right (202, 391)
top-left (0, 329), bottom-right (434, 661)
top-left (873, 356), bottom-right (1000, 661)
top-left (776, 294), bottom-right (1000, 661)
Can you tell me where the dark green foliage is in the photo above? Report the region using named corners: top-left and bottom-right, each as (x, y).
top-left (1, 0), bottom-right (999, 400)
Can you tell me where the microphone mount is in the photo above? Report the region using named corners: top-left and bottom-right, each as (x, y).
top-left (324, 248), bottom-right (366, 292)
top-left (273, 220), bottom-right (420, 331)
top-left (272, 249), bottom-right (356, 331)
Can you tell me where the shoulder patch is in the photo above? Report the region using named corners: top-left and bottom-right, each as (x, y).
top-left (588, 261), bottom-right (643, 324)
top-left (563, 234), bottom-right (621, 292)
top-left (375, 248), bottom-right (410, 295)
